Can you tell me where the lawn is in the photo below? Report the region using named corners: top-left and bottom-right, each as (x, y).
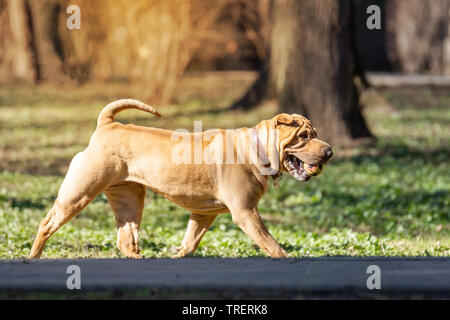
top-left (0, 72), bottom-right (449, 258)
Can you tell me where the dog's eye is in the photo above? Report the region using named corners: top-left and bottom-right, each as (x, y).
top-left (299, 132), bottom-right (308, 139)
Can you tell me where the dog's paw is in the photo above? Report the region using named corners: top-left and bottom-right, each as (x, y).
top-left (269, 248), bottom-right (289, 258)
top-left (171, 246), bottom-right (196, 258)
top-left (171, 250), bottom-right (189, 259)
top-left (123, 252), bottom-right (142, 259)
top-left (170, 245), bottom-right (181, 255)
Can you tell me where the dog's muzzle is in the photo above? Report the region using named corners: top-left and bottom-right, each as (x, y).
top-left (283, 154), bottom-right (323, 182)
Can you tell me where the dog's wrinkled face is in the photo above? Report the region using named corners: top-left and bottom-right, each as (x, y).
top-left (272, 113), bottom-right (333, 182)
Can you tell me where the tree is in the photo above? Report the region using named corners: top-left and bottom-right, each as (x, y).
top-left (385, 0), bottom-right (450, 73)
top-left (0, 0), bottom-right (72, 84)
top-left (26, 0), bottom-right (72, 84)
top-left (232, 0), bottom-right (373, 145)
top-left (0, 0), bottom-right (36, 83)
top-left (353, 0), bottom-right (450, 73)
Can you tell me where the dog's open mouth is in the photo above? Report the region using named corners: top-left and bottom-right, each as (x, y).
top-left (283, 154), bottom-right (323, 182)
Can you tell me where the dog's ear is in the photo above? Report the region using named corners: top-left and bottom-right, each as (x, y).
top-left (271, 114), bottom-right (297, 129)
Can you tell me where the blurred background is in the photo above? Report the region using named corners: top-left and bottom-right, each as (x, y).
top-left (2, 0), bottom-right (450, 143)
top-left (0, 0), bottom-right (448, 258)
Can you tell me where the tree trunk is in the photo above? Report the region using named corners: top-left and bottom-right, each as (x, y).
top-left (270, 0), bottom-right (373, 145)
top-left (230, 63), bottom-right (270, 110)
top-left (0, 0), bottom-right (73, 84)
top-left (385, 0), bottom-right (450, 74)
top-left (230, 0), bottom-right (272, 110)
top-left (352, 0), bottom-right (392, 72)
top-left (0, 0), bottom-right (37, 83)
top-left (26, 0), bottom-right (72, 84)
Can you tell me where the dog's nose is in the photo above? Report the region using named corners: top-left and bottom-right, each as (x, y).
top-left (324, 147), bottom-right (333, 159)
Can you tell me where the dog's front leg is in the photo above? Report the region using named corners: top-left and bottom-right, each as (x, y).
top-left (231, 208), bottom-right (288, 258)
top-left (172, 213), bottom-right (217, 258)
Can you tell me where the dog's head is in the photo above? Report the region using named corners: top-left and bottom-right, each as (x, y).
top-left (271, 113), bottom-right (333, 182)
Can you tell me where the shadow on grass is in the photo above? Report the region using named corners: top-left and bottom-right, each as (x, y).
top-left (334, 143), bottom-right (450, 166)
top-left (0, 119), bottom-right (96, 131)
top-left (0, 195), bottom-right (47, 210)
top-left (308, 188), bottom-right (449, 211)
top-left (0, 156), bottom-right (73, 176)
top-left (397, 115), bottom-right (450, 126)
top-left (140, 239), bottom-right (167, 252)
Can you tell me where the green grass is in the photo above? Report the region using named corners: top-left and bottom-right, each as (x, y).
top-left (0, 74), bottom-right (449, 258)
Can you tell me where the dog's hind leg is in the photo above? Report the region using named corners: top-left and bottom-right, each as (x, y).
top-left (172, 213), bottom-right (217, 258)
top-left (104, 182), bottom-right (146, 259)
top-left (28, 151), bottom-right (120, 258)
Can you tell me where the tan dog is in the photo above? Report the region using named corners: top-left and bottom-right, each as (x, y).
top-left (29, 99), bottom-right (332, 259)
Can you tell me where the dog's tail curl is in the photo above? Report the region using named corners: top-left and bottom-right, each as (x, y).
top-left (97, 99), bottom-right (161, 128)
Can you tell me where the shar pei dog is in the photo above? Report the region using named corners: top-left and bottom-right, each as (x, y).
top-left (29, 99), bottom-right (333, 259)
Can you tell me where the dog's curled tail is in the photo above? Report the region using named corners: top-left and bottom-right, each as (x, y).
top-left (97, 99), bottom-right (161, 128)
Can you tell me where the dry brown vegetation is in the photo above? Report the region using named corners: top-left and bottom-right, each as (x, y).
top-left (0, 0), bottom-right (269, 104)
top-left (61, 0), bottom-right (229, 103)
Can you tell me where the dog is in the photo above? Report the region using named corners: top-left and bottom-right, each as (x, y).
top-left (28, 99), bottom-right (333, 259)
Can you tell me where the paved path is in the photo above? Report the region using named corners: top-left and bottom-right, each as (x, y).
top-left (1, 257), bottom-right (449, 298)
top-left (367, 72), bottom-right (450, 87)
